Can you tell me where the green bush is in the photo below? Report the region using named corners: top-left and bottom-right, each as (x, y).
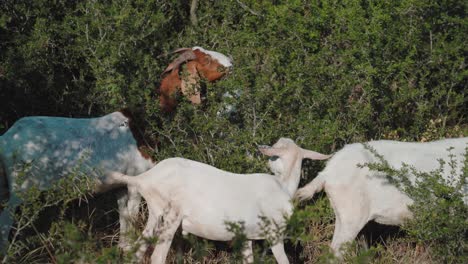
top-left (402, 150), bottom-right (467, 263)
top-left (362, 144), bottom-right (468, 263)
top-left (3, 162), bottom-right (95, 263)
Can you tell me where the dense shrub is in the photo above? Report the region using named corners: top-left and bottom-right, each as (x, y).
top-left (361, 144), bottom-right (467, 263)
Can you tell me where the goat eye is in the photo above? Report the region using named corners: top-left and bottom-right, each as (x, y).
top-left (120, 120), bottom-right (129, 128)
top-left (269, 156), bottom-right (279, 161)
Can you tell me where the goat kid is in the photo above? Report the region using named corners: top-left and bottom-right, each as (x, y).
top-left (158, 46), bottom-right (233, 112)
top-left (107, 138), bottom-right (331, 264)
top-left (0, 111), bottom-right (155, 252)
top-left (295, 137), bottom-right (468, 257)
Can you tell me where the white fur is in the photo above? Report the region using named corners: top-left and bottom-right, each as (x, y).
top-left (107, 138), bottom-right (331, 264)
top-left (193, 46), bottom-right (233, 68)
top-left (295, 137), bottom-right (468, 256)
top-left (0, 112), bottom-right (155, 252)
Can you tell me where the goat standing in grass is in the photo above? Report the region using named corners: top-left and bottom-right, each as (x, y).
top-left (107, 138), bottom-right (331, 264)
top-left (0, 111), bottom-right (155, 253)
top-left (295, 137), bottom-right (468, 257)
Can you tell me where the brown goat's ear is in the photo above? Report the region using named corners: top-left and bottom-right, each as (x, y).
top-left (161, 48), bottom-right (196, 76)
top-left (180, 62), bottom-right (201, 104)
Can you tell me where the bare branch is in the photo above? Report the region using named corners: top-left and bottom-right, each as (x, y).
top-left (236, 0), bottom-right (262, 17)
top-left (190, 0), bottom-right (198, 26)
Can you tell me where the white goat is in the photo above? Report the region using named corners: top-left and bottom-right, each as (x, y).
top-left (295, 137), bottom-right (468, 257)
top-left (0, 111), bottom-right (155, 252)
top-left (107, 138), bottom-right (331, 264)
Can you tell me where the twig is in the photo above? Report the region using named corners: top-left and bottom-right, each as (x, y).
top-left (236, 0), bottom-right (262, 17)
top-left (190, 0), bottom-right (199, 26)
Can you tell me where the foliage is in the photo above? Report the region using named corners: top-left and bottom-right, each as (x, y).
top-left (362, 144), bottom-right (468, 263)
top-left (3, 162), bottom-right (95, 263)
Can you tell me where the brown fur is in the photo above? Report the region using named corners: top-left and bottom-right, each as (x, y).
top-left (158, 48), bottom-right (231, 112)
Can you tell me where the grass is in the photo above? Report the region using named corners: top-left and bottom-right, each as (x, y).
top-left (3, 193), bottom-right (443, 263)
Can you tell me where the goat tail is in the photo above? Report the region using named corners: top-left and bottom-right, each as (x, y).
top-left (104, 171), bottom-right (135, 186)
top-left (295, 173), bottom-right (326, 202)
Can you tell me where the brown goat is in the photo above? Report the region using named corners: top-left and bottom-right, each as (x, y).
top-left (158, 47), bottom-right (233, 112)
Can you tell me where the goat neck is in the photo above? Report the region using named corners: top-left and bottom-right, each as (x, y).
top-left (259, 138), bottom-right (331, 197)
top-left (278, 150), bottom-right (303, 196)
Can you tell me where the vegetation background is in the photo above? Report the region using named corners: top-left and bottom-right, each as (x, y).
top-left (0, 0), bottom-right (466, 263)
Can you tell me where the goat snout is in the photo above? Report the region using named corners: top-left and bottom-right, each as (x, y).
top-left (226, 65), bottom-right (233, 75)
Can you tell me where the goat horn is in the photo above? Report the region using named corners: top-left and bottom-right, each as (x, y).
top-left (172, 48), bottom-right (193, 54)
top-left (156, 48), bottom-right (190, 59)
top-left (161, 49), bottom-right (197, 76)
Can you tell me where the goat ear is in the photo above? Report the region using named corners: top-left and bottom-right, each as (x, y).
top-left (259, 146), bottom-right (286, 156)
top-left (161, 49), bottom-right (197, 76)
top-left (302, 149), bottom-right (332, 160)
top-left (180, 62), bottom-right (201, 104)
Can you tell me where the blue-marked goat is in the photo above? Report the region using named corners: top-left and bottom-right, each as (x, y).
top-left (0, 111), bottom-right (154, 252)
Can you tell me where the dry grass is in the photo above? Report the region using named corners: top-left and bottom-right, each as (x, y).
top-left (4, 192), bottom-right (446, 263)
top-left (128, 197), bottom-right (438, 264)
